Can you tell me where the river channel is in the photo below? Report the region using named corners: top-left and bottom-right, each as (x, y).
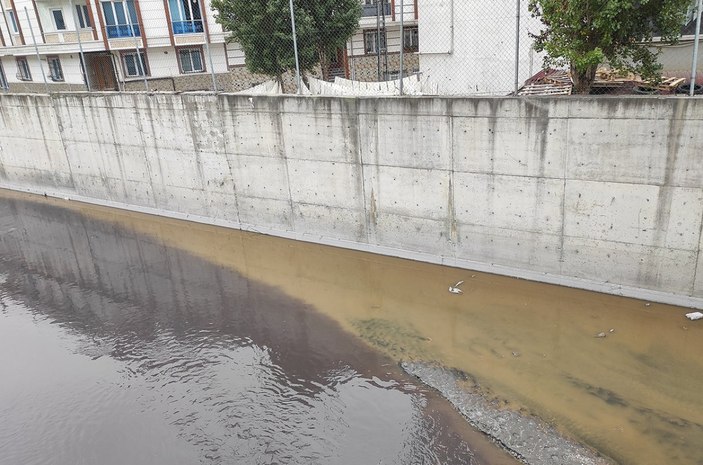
top-left (0, 189), bottom-right (702, 465)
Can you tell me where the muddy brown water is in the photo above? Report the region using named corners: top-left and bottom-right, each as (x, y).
top-left (1, 190), bottom-right (703, 465)
top-left (0, 191), bottom-right (517, 465)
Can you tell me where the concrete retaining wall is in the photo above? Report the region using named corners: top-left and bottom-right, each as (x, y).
top-left (1, 93), bottom-right (702, 307)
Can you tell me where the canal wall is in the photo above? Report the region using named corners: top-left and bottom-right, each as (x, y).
top-left (1, 93), bottom-right (702, 308)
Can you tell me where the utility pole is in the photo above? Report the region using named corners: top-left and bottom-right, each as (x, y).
top-left (691, 0), bottom-right (702, 96)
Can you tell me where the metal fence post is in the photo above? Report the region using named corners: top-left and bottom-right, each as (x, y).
top-left (289, 0), bottom-right (302, 94)
top-left (204, 39), bottom-right (217, 92)
top-left (514, 0), bottom-right (521, 94)
top-left (691, 0), bottom-right (703, 96)
top-left (126, 15), bottom-right (148, 91)
top-left (376, 0), bottom-right (382, 81)
top-left (24, 7), bottom-right (48, 93)
top-left (69, 0), bottom-right (90, 91)
top-left (399, 0), bottom-right (404, 94)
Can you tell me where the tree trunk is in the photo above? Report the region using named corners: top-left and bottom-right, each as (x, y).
top-left (571, 64), bottom-right (597, 95)
top-left (318, 48), bottom-right (329, 82)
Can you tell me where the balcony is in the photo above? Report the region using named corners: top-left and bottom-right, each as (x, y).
top-left (44, 30), bottom-right (95, 44)
top-left (105, 24), bottom-right (140, 38)
top-left (362, 2), bottom-right (390, 17)
top-left (172, 20), bottom-right (204, 34)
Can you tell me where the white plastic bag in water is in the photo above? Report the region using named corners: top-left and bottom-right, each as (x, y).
top-left (685, 312), bottom-right (703, 321)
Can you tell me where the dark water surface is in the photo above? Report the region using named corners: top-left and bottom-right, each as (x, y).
top-left (0, 194), bottom-right (518, 465)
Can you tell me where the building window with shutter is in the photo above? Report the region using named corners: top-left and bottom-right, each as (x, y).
top-left (364, 30), bottom-right (386, 55)
top-left (121, 50), bottom-right (148, 77)
top-left (48, 56), bottom-right (64, 82)
top-left (403, 27), bottom-right (419, 52)
top-left (177, 47), bottom-right (204, 73)
top-left (16, 57), bottom-right (32, 81)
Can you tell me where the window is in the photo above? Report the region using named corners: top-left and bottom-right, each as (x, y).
top-left (362, 0), bottom-right (390, 17)
top-left (16, 57), bottom-right (31, 81)
top-left (48, 56), bottom-right (64, 81)
top-left (7, 10), bottom-right (18, 33)
top-left (101, 0), bottom-right (140, 38)
top-left (75, 4), bottom-right (92, 28)
top-left (364, 30), bottom-right (386, 54)
top-left (178, 47), bottom-right (204, 73)
top-left (403, 27), bottom-right (418, 52)
top-left (51, 9), bottom-right (66, 31)
top-left (122, 50), bottom-right (148, 77)
top-left (0, 60), bottom-right (8, 90)
top-left (169, 0), bottom-right (203, 34)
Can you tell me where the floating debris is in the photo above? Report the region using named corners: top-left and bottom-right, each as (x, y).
top-left (448, 280), bottom-right (464, 294)
top-left (685, 312), bottom-right (703, 321)
top-left (595, 332), bottom-right (607, 338)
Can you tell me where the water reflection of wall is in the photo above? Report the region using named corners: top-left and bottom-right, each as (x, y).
top-left (0, 198), bottom-right (492, 465)
top-left (0, 197), bottom-right (387, 380)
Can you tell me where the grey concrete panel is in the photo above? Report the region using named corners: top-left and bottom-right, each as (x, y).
top-left (561, 236), bottom-right (697, 294)
top-left (292, 203), bottom-right (367, 243)
top-left (449, 97), bottom-right (570, 119)
top-left (280, 98), bottom-right (360, 164)
top-left (288, 159), bottom-right (363, 210)
top-left (453, 116), bottom-right (566, 178)
top-left (236, 196), bottom-right (293, 232)
top-left (456, 224), bottom-right (563, 274)
top-left (371, 212), bottom-right (454, 257)
top-left (566, 118), bottom-right (672, 185)
top-left (229, 154), bottom-right (290, 201)
top-left (364, 165), bottom-right (451, 221)
top-left (454, 173), bottom-right (564, 235)
top-left (564, 180), bottom-right (703, 250)
top-left (198, 151), bottom-right (236, 195)
top-left (360, 113), bottom-right (452, 170)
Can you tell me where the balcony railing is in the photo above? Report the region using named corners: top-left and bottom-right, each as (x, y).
top-left (172, 20), bottom-right (204, 34)
top-left (106, 24), bottom-right (140, 38)
top-left (362, 2), bottom-right (390, 17)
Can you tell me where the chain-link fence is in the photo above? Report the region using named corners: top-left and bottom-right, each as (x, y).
top-left (0, 0), bottom-right (701, 96)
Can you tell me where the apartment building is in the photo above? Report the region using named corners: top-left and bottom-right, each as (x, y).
top-left (344, 0), bottom-right (419, 82)
top-left (0, 0), bottom-right (241, 92)
top-left (0, 0), bottom-right (422, 92)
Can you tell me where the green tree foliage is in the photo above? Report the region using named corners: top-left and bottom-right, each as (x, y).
top-left (212, 0), bottom-right (361, 83)
top-left (528, 0), bottom-right (693, 93)
top-left (298, 0), bottom-right (363, 78)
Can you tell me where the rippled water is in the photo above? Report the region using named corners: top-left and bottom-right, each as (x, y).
top-left (3, 189), bottom-right (703, 465)
top-left (0, 193), bottom-right (518, 465)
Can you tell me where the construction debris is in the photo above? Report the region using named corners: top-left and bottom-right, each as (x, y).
top-left (517, 66), bottom-right (686, 96)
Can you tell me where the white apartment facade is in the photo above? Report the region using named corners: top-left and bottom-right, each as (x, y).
top-left (0, 0), bottom-right (240, 92)
top-left (0, 0), bottom-right (423, 93)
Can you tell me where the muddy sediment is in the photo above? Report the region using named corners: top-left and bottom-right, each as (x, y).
top-left (402, 362), bottom-right (613, 465)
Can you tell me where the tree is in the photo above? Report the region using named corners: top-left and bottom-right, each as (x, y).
top-left (212, 0), bottom-right (361, 85)
top-left (528, 0), bottom-right (693, 94)
top-left (297, 0), bottom-right (363, 80)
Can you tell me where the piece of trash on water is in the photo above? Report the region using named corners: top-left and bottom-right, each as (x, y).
top-left (448, 280), bottom-right (464, 294)
top-left (609, 328), bottom-right (615, 333)
top-left (685, 312), bottom-right (703, 321)
top-left (595, 332), bottom-right (607, 338)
